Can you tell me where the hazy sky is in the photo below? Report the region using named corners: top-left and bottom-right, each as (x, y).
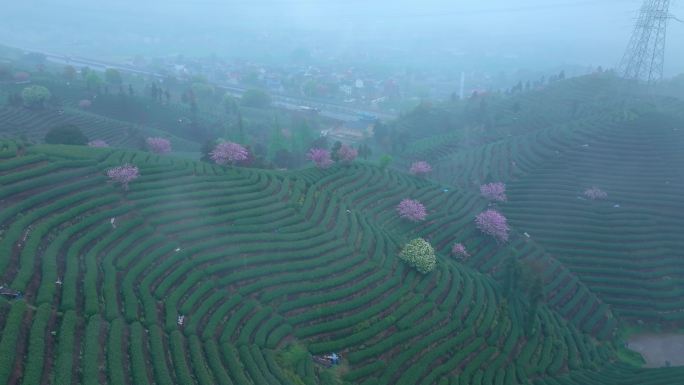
top-left (2, 0), bottom-right (683, 75)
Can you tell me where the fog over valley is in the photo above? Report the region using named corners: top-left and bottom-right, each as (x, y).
top-left (0, 2), bottom-right (683, 385)
top-left (3, 0), bottom-right (684, 77)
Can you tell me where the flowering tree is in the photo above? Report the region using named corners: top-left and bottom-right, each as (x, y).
top-left (88, 139), bottom-right (109, 148)
top-left (480, 182), bottom-right (507, 202)
top-left (410, 161), bottom-right (432, 176)
top-left (396, 199), bottom-right (427, 222)
top-left (452, 243), bottom-right (470, 258)
top-left (337, 144), bottom-right (358, 163)
top-left (78, 99), bottom-right (92, 109)
top-left (584, 187), bottom-right (607, 200)
top-left (399, 238), bottom-right (436, 274)
top-left (475, 209), bottom-right (509, 243)
top-left (211, 141), bottom-right (249, 165)
top-left (107, 164), bottom-right (139, 191)
top-left (146, 137), bottom-right (172, 154)
top-left (307, 148), bottom-right (333, 169)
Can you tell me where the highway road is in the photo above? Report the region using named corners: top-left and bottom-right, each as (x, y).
top-left (35, 50), bottom-right (398, 123)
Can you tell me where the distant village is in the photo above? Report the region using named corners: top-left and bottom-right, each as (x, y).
top-left (126, 53), bottom-right (503, 113)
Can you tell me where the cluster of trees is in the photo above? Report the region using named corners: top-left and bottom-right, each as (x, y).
top-left (148, 82), bottom-right (171, 103)
top-left (5, 84), bottom-right (53, 109)
top-left (509, 70), bottom-right (566, 94)
top-left (394, 164), bottom-right (434, 271)
top-left (329, 141), bottom-right (371, 162)
top-left (197, 113), bottom-right (330, 170)
top-left (475, 182), bottom-right (510, 242)
top-left (75, 67), bottom-right (132, 95)
top-left (394, 174), bottom-right (513, 273)
top-left (8, 64), bottom-right (336, 172)
top-left (333, 143), bottom-right (358, 163)
top-left (307, 143), bottom-right (361, 169)
top-left (6, 64), bottom-right (371, 174)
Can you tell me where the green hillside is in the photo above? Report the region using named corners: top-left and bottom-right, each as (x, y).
top-left (422, 104), bottom-right (684, 326)
top-left (1, 75), bottom-right (683, 385)
top-left (0, 141), bottom-right (622, 385)
top-left (387, 74), bottom-right (631, 164)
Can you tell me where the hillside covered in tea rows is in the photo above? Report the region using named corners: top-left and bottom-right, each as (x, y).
top-left (1, 75), bottom-right (684, 385)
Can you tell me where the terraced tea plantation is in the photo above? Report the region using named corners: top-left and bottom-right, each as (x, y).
top-left (1, 78), bottom-right (683, 385)
top-left (0, 106), bottom-right (199, 152)
top-left (428, 109), bottom-right (684, 326)
top-left (0, 137), bottom-right (678, 385)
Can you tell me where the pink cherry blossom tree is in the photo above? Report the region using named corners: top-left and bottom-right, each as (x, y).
top-left (584, 187), bottom-right (607, 200)
top-left (396, 198), bottom-right (427, 222)
top-left (475, 209), bottom-right (509, 243)
top-left (337, 144), bottom-right (358, 163)
top-left (146, 137), bottom-right (172, 154)
top-left (107, 164), bottom-right (139, 191)
top-left (410, 161), bottom-right (432, 176)
top-left (88, 139), bottom-right (109, 148)
top-left (307, 148), bottom-right (333, 169)
top-left (78, 99), bottom-right (92, 109)
top-left (452, 243), bottom-right (470, 258)
top-left (210, 141), bottom-right (249, 165)
top-left (480, 182), bottom-right (507, 202)
top-left (13, 72), bottom-right (30, 82)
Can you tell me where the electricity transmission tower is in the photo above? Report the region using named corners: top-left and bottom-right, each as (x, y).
top-left (619, 0), bottom-right (672, 83)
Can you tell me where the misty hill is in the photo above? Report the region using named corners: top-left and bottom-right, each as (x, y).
top-left (391, 83), bottom-right (684, 328)
top-left (0, 117), bottom-right (683, 384)
top-left (382, 74), bottom-right (677, 166)
top-left (1, 64), bottom-right (684, 385)
top-left (0, 142), bottom-right (615, 384)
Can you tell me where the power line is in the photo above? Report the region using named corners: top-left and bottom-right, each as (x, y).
top-left (619, 0), bottom-right (672, 83)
